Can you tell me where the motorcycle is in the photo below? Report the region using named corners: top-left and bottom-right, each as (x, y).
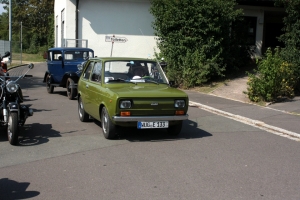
top-left (0, 63), bottom-right (34, 145)
top-left (0, 51), bottom-right (10, 76)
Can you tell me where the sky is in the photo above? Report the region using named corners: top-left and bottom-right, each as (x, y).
top-left (0, 4), bottom-right (4, 14)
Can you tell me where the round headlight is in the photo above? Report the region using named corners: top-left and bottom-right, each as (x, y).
top-left (175, 100), bottom-right (185, 108)
top-left (6, 81), bottom-right (19, 93)
top-left (120, 100), bottom-right (132, 108)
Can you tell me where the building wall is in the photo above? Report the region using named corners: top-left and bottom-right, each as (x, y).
top-left (55, 1), bottom-right (284, 58)
top-left (55, 0), bottom-right (157, 59)
top-left (237, 5), bottom-right (285, 57)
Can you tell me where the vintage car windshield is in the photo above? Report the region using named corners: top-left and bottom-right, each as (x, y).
top-left (64, 51), bottom-right (93, 61)
top-left (104, 60), bottom-right (168, 84)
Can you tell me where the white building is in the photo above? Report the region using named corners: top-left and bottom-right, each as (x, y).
top-left (54, 0), bottom-right (156, 58)
top-left (55, 0), bottom-right (284, 58)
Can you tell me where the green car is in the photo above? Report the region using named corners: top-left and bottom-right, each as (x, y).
top-left (77, 57), bottom-right (189, 139)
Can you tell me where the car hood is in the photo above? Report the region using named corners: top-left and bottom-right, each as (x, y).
top-left (106, 84), bottom-right (188, 98)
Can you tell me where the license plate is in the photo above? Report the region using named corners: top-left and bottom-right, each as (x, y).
top-left (137, 121), bottom-right (169, 129)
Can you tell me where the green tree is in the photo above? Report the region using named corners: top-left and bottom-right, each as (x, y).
top-left (275, 0), bottom-right (300, 92)
top-left (150, 0), bottom-right (250, 88)
top-left (0, 0), bottom-right (54, 53)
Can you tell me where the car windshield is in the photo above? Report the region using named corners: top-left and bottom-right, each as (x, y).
top-left (104, 60), bottom-right (168, 84)
top-left (64, 51), bottom-right (93, 61)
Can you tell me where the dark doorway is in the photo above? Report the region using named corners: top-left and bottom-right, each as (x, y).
top-left (263, 11), bottom-right (285, 53)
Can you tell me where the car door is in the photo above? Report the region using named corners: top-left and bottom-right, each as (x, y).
top-left (47, 50), bottom-right (64, 83)
top-left (80, 61), bottom-right (94, 115)
top-left (86, 61), bottom-right (103, 119)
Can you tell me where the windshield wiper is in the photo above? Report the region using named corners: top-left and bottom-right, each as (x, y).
top-left (144, 79), bottom-right (159, 85)
top-left (108, 78), bottom-right (136, 84)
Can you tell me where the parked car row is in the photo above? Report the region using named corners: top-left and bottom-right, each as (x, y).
top-left (43, 48), bottom-right (189, 139)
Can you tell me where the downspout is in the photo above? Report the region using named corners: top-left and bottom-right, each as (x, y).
top-left (76, 0), bottom-right (80, 47)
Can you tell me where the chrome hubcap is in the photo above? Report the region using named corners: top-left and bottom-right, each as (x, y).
top-left (7, 115), bottom-right (12, 139)
top-left (79, 102), bottom-right (83, 118)
top-left (102, 112), bottom-right (108, 133)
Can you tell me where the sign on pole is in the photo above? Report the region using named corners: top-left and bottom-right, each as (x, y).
top-left (105, 35), bottom-right (128, 43)
top-left (106, 35), bottom-right (128, 57)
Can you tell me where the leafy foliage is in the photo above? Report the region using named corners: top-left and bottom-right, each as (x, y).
top-left (246, 47), bottom-right (297, 102)
top-left (0, 0), bottom-right (54, 54)
top-left (150, 0), bottom-right (250, 88)
top-left (275, 0), bottom-right (300, 92)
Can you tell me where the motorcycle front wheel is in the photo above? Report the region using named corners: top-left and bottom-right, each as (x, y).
top-left (7, 112), bottom-right (19, 145)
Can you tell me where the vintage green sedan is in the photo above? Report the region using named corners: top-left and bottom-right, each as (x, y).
top-left (77, 57), bottom-right (189, 139)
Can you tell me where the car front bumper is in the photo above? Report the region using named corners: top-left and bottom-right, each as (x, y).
top-left (112, 115), bottom-right (188, 122)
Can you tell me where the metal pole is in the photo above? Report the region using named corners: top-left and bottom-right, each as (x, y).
top-left (9, 0), bottom-right (12, 65)
top-left (20, 22), bottom-right (22, 64)
top-left (110, 35), bottom-right (115, 57)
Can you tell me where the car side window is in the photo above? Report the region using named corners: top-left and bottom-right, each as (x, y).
top-left (83, 61), bottom-right (94, 80)
top-left (53, 51), bottom-right (62, 61)
top-left (91, 62), bottom-right (102, 82)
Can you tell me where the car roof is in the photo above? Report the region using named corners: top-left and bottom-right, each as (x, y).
top-left (48, 47), bottom-right (94, 52)
top-left (89, 57), bottom-right (156, 62)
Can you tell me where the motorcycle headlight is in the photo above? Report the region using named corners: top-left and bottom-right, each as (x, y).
top-left (6, 81), bottom-right (19, 93)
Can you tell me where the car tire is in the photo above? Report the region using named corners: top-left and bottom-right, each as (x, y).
top-left (46, 75), bottom-right (54, 94)
top-left (101, 107), bottom-right (117, 139)
top-left (66, 78), bottom-right (77, 100)
top-left (78, 97), bottom-right (89, 122)
top-left (7, 112), bottom-right (19, 145)
top-left (167, 121), bottom-right (183, 136)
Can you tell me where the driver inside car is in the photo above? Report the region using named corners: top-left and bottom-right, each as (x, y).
top-left (132, 66), bottom-right (145, 79)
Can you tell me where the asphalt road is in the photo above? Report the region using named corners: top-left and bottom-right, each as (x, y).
top-left (0, 63), bottom-right (299, 200)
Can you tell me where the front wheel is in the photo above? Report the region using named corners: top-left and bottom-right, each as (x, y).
top-left (46, 75), bottom-right (54, 94)
top-left (7, 112), bottom-right (19, 145)
top-left (78, 97), bottom-right (89, 122)
top-left (167, 121), bottom-right (183, 136)
top-left (101, 107), bottom-right (117, 139)
top-left (66, 78), bottom-right (77, 100)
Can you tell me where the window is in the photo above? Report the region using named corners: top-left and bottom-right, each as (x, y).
top-left (64, 51), bottom-right (93, 61)
top-left (91, 62), bottom-right (102, 82)
top-left (53, 51), bottom-right (62, 61)
top-left (83, 62), bottom-right (94, 79)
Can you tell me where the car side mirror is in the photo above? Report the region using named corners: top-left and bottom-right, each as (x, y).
top-left (169, 81), bottom-right (175, 87)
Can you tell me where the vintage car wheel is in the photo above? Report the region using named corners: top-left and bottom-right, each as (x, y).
top-left (46, 75), bottom-right (54, 94)
top-left (7, 112), bottom-right (19, 145)
top-left (167, 121), bottom-right (183, 136)
top-left (101, 107), bottom-right (117, 139)
top-left (66, 78), bottom-right (77, 100)
top-left (78, 97), bottom-right (89, 122)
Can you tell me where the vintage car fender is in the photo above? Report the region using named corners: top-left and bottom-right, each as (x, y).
top-left (60, 72), bottom-right (80, 87)
top-left (43, 71), bottom-right (51, 83)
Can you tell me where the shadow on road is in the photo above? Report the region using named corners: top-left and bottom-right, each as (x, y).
top-left (18, 123), bottom-right (61, 146)
top-left (0, 178), bottom-right (40, 199)
top-left (94, 119), bottom-right (212, 142)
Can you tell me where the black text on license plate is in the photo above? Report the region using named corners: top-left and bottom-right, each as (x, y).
top-left (137, 121), bottom-right (169, 129)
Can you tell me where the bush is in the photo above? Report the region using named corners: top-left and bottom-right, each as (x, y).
top-left (246, 47), bottom-right (297, 102)
top-left (276, 0), bottom-right (300, 93)
top-left (150, 0), bottom-right (247, 88)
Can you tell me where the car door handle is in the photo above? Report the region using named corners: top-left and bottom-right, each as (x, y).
top-left (86, 84), bottom-right (89, 88)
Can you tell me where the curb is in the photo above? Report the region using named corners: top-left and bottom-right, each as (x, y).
top-left (189, 101), bottom-right (300, 142)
